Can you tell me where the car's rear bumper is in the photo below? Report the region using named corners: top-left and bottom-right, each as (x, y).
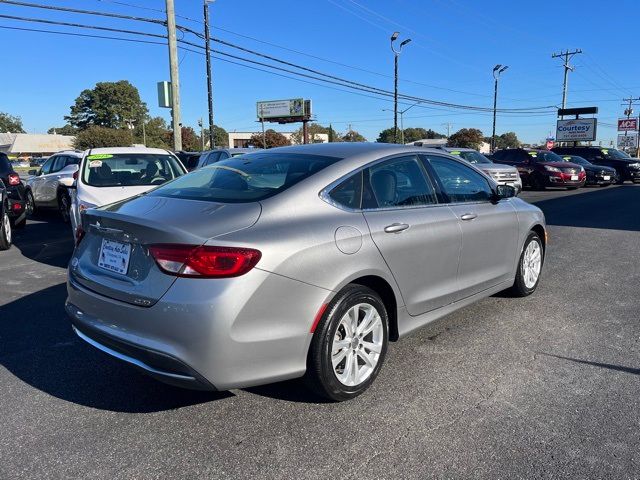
top-left (66, 268), bottom-right (331, 391)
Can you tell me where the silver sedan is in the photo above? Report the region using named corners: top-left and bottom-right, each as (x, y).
top-left (66, 143), bottom-right (546, 401)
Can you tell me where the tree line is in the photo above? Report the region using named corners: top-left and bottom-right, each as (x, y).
top-left (0, 80), bottom-right (521, 151)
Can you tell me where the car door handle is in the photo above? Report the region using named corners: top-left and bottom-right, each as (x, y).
top-left (384, 223), bottom-right (410, 233)
top-left (460, 213), bottom-right (477, 221)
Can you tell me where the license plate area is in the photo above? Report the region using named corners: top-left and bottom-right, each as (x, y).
top-left (571, 175), bottom-right (578, 181)
top-left (98, 238), bottom-right (131, 275)
top-left (603, 175), bottom-right (610, 180)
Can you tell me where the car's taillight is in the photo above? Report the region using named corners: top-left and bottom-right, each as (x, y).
top-left (75, 226), bottom-right (86, 246)
top-left (12, 202), bottom-right (22, 212)
top-left (149, 244), bottom-right (261, 278)
top-left (7, 173), bottom-right (20, 186)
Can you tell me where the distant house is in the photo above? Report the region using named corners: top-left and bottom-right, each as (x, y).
top-left (0, 133), bottom-right (75, 158)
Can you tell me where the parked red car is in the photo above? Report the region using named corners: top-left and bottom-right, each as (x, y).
top-left (491, 148), bottom-right (586, 190)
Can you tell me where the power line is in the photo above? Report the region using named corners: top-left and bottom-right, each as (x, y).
top-left (1, 10), bottom-right (557, 114)
top-left (551, 48), bottom-right (582, 109)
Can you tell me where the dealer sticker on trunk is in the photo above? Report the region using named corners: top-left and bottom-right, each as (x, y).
top-left (98, 239), bottom-right (131, 275)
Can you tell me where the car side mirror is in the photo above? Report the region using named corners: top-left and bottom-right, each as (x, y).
top-left (28, 169), bottom-right (37, 176)
top-left (495, 184), bottom-right (516, 200)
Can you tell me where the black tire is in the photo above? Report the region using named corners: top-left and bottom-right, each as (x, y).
top-left (58, 189), bottom-right (71, 223)
top-left (510, 231), bottom-right (544, 297)
top-left (566, 187), bottom-right (578, 190)
top-left (305, 284), bottom-right (389, 402)
top-left (616, 171), bottom-right (625, 185)
top-left (25, 190), bottom-right (36, 216)
top-left (0, 211), bottom-right (12, 250)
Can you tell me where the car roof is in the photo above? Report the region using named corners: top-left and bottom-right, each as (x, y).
top-left (86, 147), bottom-right (172, 155)
top-left (54, 150), bottom-right (84, 157)
top-left (259, 142), bottom-right (445, 159)
top-left (440, 147), bottom-right (476, 153)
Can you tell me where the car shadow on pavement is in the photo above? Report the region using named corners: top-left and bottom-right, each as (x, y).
top-left (0, 283), bottom-right (233, 412)
top-left (540, 353), bottom-right (640, 376)
top-left (530, 185), bottom-right (640, 232)
top-left (11, 213), bottom-right (74, 269)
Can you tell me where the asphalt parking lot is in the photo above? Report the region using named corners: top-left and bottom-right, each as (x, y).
top-left (1, 185), bottom-right (639, 479)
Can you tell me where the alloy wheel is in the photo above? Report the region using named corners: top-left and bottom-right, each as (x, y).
top-left (522, 240), bottom-right (542, 289)
top-left (331, 303), bottom-right (383, 387)
top-left (3, 212), bottom-right (11, 245)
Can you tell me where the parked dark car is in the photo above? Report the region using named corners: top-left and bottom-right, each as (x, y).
top-left (0, 152), bottom-right (27, 228)
top-left (174, 151), bottom-right (202, 171)
top-left (0, 179), bottom-right (13, 249)
top-left (558, 155), bottom-right (617, 186)
top-left (491, 148), bottom-right (586, 190)
top-left (552, 146), bottom-right (640, 184)
top-left (197, 148), bottom-right (262, 169)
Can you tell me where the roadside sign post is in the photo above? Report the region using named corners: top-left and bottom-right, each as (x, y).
top-left (556, 107), bottom-right (598, 147)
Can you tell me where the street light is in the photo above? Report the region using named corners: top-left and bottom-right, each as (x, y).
top-left (491, 64), bottom-right (508, 153)
top-left (383, 101), bottom-right (421, 144)
top-left (391, 32), bottom-right (412, 144)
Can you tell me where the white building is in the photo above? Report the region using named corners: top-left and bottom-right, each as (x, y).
top-left (0, 133), bottom-right (75, 158)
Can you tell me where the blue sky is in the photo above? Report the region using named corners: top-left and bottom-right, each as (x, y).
top-left (1, 0), bottom-right (639, 144)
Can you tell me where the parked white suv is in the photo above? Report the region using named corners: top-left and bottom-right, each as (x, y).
top-left (25, 150), bottom-right (83, 222)
top-left (70, 147), bottom-right (187, 238)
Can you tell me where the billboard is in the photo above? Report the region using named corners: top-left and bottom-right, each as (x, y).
top-left (556, 118), bottom-right (597, 142)
top-left (617, 133), bottom-right (638, 149)
top-left (257, 99), bottom-right (305, 119)
top-left (617, 118), bottom-right (638, 132)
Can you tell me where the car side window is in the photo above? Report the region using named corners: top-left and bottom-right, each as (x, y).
top-left (51, 156), bottom-right (67, 173)
top-left (328, 171), bottom-right (362, 210)
top-left (427, 156), bottom-right (493, 203)
top-left (41, 157), bottom-right (55, 175)
top-left (66, 156), bottom-right (80, 167)
top-left (204, 152), bottom-right (221, 166)
top-left (363, 156), bottom-right (436, 209)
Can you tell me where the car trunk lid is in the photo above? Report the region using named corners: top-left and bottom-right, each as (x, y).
top-left (69, 195), bottom-right (261, 306)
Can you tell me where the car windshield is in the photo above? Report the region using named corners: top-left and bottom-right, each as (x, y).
top-left (602, 148), bottom-right (631, 159)
top-left (149, 152), bottom-right (340, 203)
top-left (450, 150), bottom-right (492, 164)
top-left (82, 153), bottom-right (184, 187)
top-left (562, 155), bottom-right (589, 165)
top-left (529, 150), bottom-right (564, 163)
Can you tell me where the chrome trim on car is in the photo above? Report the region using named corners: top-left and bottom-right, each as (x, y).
top-left (72, 325), bottom-right (197, 381)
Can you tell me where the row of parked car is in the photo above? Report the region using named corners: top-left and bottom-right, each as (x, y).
top-left (2, 143), bottom-right (638, 252)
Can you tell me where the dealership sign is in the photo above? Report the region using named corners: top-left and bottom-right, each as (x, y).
top-left (617, 118), bottom-right (638, 132)
top-left (257, 99), bottom-right (305, 119)
top-left (556, 118), bottom-right (597, 142)
top-left (617, 133), bottom-right (638, 149)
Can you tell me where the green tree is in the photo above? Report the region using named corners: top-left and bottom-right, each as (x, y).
top-left (328, 124), bottom-right (341, 142)
top-left (248, 129), bottom-right (291, 148)
top-left (343, 129), bottom-right (367, 142)
top-left (447, 128), bottom-right (485, 149)
top-left (47, 124), bottom-right (77, 136)
top-left (0, 112), bottom-right (25, 133)
top-left (72, 126), bottom-right (133, 149)
top-left (290, 123), bottom-right (334, 144)
top-left (65, 80), bottom-right (148, 130)
top-left (134, 116), bottom-right (169, 148)
top-left (495, 131), bottom-right (520, 149)
top-left (376, 128), bottom-right (396, 143)
top-left (403, 127), bottom-right (446, 143)
top-left (202, 124), bottom-right (229, 148)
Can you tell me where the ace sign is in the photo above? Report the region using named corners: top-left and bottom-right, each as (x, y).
top-left (618, 118), bottom-right (638, 132)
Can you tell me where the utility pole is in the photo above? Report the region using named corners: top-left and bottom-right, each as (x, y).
top-left (383, 101), bottom-right (421, 144)
top-left (442, 122), bottom-right (452, 138)
top-left (390, 32), bottom-right (411, 144)
top-left (204, 0), bottom-right (215, 149)
top-left (552, 49), bottom-right (582, 110)
top-left (198, 118), bottom-right (204, 150)
top-left (259, 105), bottom-right (266, 149)
top-left (491, 64), bottom-right (508, 153)
top-left (165, 0), bottom-right (182, 151)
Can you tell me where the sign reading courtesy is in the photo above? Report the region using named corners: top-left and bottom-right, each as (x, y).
top-left (556, 118), bottom-right (597, 142)
top-left (256, 98), bottom-right (305, 119)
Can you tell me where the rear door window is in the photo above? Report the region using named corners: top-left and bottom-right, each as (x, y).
top-left (363, 156), bottom-right (437, 209)
top-left (52, 156), bottom-right (67, 173)
top-left (327, 172), bottom-right (362, 210)
top-left (427, 156), bottom-right (493, 203)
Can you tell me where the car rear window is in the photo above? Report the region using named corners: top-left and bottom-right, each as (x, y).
top-left (82, 153), bottom-right (184, 187)
top-left (149, 152), bottom-right (340, 203)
